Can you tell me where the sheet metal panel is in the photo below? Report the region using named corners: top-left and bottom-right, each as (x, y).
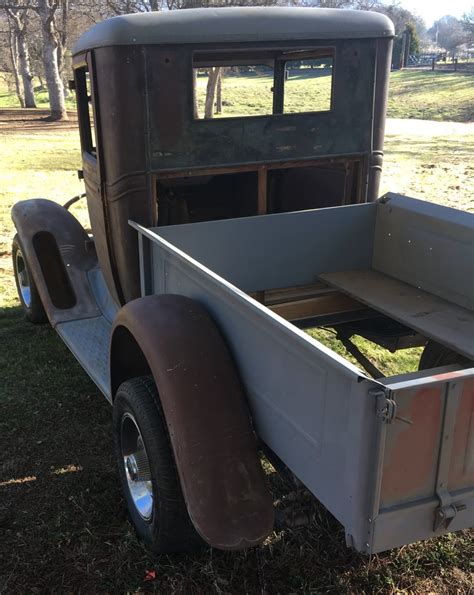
top-left (155, 203), bottom-right (377, 292)
top-left (368, 369), bottom-right (474, 552)
top-left (373, 193), bottom-right (474, 311)
top-left (147, 40), bottom-right (376, 172)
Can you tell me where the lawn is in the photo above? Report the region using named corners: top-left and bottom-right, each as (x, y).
top-left (0, 111), bottom-right (473, 592)
top-left (2, 68), bottom-right (473, 122)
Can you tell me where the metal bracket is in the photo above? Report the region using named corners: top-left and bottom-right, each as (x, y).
top-left (434, 502), bottom-right (467, 531)
top-left (372, 389), bottom-right (397, 424)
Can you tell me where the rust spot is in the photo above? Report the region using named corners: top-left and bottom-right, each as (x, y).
top-left (380, 386), bottom-right (443, 508)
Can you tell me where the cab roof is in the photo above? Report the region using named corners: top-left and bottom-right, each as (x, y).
top-left (73, 7), bottom-right (394, 55)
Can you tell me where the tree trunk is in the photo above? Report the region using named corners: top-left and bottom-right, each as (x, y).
top-left (192, 68), bottom-right (199, 119)
top-left (8, 24), bottom-right (25, 108)
top-left (215, 68), bottom-right (222, 114)
top-left (204, 67), bottom-right (220, 119)
top-left (37, 0), bottom-right (68, 121)
top-left (16, 20), bottom-right (36, 108)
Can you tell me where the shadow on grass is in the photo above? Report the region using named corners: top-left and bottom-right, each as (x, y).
top-left (0, 306), bottom-right (472, 593)
top-left (385, 135), bottom-right (474, 162)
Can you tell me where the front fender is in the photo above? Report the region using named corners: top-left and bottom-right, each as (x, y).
top-left (110, 294), bottom-right (274, 550)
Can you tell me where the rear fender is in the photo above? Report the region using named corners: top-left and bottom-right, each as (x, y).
top-left (110, 294), bottom-right (274, 550)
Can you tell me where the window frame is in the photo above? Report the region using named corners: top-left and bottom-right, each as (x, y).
top-left (74, 65), bottom-right (98, 158)
top-left (192, 47), bottom-right (335, 121)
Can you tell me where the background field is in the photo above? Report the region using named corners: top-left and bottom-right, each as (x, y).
top-left (2, 68), bottom-right (474, 122)
top-left (0, 73), bottom-right (473, 593)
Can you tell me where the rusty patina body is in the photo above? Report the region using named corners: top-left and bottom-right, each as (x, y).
top-left (71, 8), bottom-right (393, 304)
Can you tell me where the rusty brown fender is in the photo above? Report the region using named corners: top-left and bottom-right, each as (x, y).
top-left (11, 199), bottom-right (99, 325)
top-left (110, 294), bottom-right (274, 550)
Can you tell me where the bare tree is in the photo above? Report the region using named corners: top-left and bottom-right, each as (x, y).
top-left (204, 67), bottom-right (220, 119)
top-left (36, 0), bottom-right (67, 119)
top-left (6, 17), bottom-right (24, 105)
top-left (5, 4), bottom-right (36, 106)
top-left (429, 15), bottom-right (470, 59)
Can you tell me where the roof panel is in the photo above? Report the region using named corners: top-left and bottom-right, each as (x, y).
top-left (73, 7), bottom-right (394, 55)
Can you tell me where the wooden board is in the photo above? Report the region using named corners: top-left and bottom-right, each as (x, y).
top-left (319, 269), bottom-right (474, 361)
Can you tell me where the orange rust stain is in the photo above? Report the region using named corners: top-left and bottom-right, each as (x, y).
top-left (380, 386), bottom-right (443, 508)
top-left (432, 370), bottom-right (468, 382)
top-left (448, 378), bottom-right (474, 490)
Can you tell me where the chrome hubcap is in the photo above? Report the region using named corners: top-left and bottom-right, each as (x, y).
top-left (15, 249), bottom-right (31, 308)
top-left (121, 413), bottom-right (153, 521)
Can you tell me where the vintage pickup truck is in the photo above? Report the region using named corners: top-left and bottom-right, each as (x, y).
top-left (11, 7), bottom-right (473, 555)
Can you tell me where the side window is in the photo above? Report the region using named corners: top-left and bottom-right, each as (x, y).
top-left (75, 66), bottom-right (97, 157)
top-left (283, 57), bottom-right (334, 114)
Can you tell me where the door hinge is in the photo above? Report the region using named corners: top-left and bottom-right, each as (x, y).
top-left (372, 389), bottom-right (397, 424)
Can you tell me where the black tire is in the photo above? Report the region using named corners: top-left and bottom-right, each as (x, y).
top-left (12, 234), bottom-right (47, 324)
top-left (113, 375), bottom-right (203, 554)
top-left (418, 340), bottom-right (471, 370)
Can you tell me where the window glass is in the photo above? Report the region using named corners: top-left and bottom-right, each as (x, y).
top-left (193, 64), bottom-right (274, 119)
top-left (283, 57), bottom-right (333, 113)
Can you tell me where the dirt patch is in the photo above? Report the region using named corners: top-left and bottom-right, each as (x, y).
top-left (0, 108), bottom-right (78, 134)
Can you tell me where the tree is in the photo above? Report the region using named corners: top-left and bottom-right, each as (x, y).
top-left (36, 0), bottom-right (68, 120)
top-left (429, 15), bottom-right (470, 59)
top-left (0, 0), bottom-right (68, 119)
top-left (462, 8), bottom-right (474, 39)
top-left (5, 5), bottom-right (36, 106)
top-left (405, 21), bottom-right (420, 56)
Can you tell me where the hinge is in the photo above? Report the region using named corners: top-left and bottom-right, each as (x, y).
top-left (371, 388), bottom-right (397, 424)
top-left (433, 501), bottom-right (467, 531)
top-left (68, 79), bottom-right (76, 91)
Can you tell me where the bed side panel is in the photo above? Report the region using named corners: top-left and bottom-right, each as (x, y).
top-left (139, 228), bottom-right (382, 553)
top-left (373, 193), bottom-right (474, 310)
top-left (155, 203), bottom-right (377, 292)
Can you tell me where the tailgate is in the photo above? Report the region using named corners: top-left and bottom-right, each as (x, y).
top-left (368, 367), bottom-right (474, 553)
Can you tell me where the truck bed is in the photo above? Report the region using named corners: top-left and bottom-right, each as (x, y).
top-left (130, 193), bottom-right (474, 555)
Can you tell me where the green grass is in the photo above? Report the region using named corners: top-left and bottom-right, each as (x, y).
top-left (387, 70), bottom-right (474, 122)
top-left (195, 68), bottom-right (332, 118)
top-left (2, 69), bottom-right (473, 122)
top-left (0, 117), bottom-right (473, 592)
top-left (196, 69), bottom-right (474, 122)
top-left (0, 75), bottom-right (76, 109)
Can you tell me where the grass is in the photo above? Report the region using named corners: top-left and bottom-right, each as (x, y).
top-left (2, 68), bottom-right (473, 122)
top-left (387, 70), bottom-right (474, 122)
top-left (1, 113), bottom-right (473, 591)
top-left (193, 69), bottom-right (474, 122)
top-left (0, 75), bottom-right (76, 110)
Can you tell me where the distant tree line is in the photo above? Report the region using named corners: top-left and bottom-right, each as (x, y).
top-left (0, 0), bottom-right (472, 120)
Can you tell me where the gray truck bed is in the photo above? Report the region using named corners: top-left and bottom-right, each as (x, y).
top-left (130, 193), bottom-right (474, 555)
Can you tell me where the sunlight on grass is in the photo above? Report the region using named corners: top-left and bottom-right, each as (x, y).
top-left (3, 69), bottom-right (472, 122)
top-left (0, 117), bottom-right (473, 592)
top-left (195, 68), bottom-right (333, 118)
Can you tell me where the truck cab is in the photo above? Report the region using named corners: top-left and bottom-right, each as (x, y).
top-left (71, 7), bottom-right (394, 304)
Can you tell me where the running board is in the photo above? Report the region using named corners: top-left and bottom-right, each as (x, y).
top-left (56, 315), bottom-right (112, 401)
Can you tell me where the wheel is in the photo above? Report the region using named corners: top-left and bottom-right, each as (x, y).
top-left (12, 234), bottom-right (47, 324)
top-left (419, 340), bottom-right (471, 370)
top-left (113, 375), bottom-right (203, 553)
